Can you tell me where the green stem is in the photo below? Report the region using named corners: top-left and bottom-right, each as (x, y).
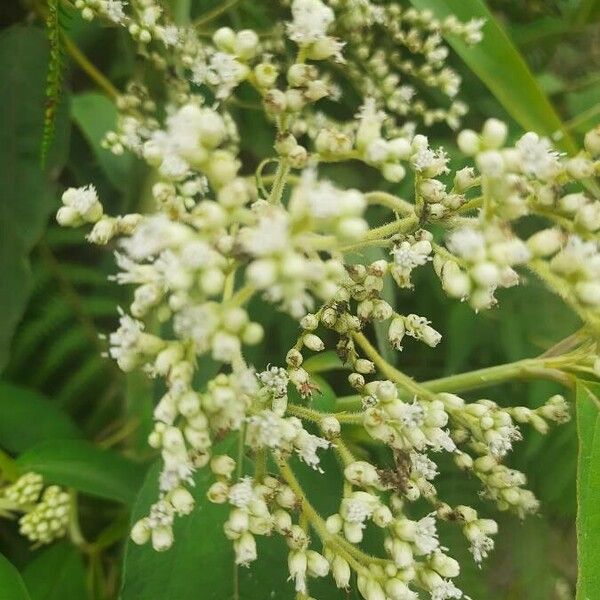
top-left (286, 403), bottom-right (363, 425)
top-left (360, 214), bottom-right (419, 243)
top-left (62, 34), bottom-right (119, 99)
top-left (335, 356), bottom-right (575, 411)
top-left (193, 0), bottom-right (240, 27)
top-left (275, 457), bottom-right (378, 575)
top-left (268, 159), bottom-right (290, 204)
top-left (68, 490), bottom-right (90, 550)
top-left (254, 448), bottom-right (267, 481)
top-left (421, 359), bottom-right (574, 394)
top-left (364, 191), bottom-right (414, 215)
top-left (228, 284), bottom-right (256, 307)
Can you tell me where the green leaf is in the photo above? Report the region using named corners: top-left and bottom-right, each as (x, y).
top-left (71, 92), bottom-right (133, 190)
top-left (406, 0), bottom-right (577, 153)
top-left (576, 380), bottom-right (600, 600)
top-left (16, 439), bottom-right (145, 505)
top-left (0, 26), bottom-right (70, 373)
top-left (0, 554), bottom-right (31, 600)
top-left (22, 543), bottom-right (88, 600)
top-left (121, 439), bottom-right (291, 600)
top-left (303, 350), bottom-right (346, 374)
top-left (0, 382), bottom-right (81, 453)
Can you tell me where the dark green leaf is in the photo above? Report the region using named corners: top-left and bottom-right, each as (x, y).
top-left (0, 554), bottom-right (31, 600)
top-left (16, 439), bottom-right (145, 505)
top-left (22, 543), bottom-right (88, 600)
top-left (576, 380), bottom-right (600, 600)
top-left (0, 382), bottom-right (81, 453)
top-left (0, 26), bottom-right (70, 372)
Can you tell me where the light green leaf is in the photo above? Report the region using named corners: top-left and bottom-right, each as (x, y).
top-left (22, 543), bottom-right (88, 600)
top-left (71, 92), bottom-right (134, 190)
top-left (303, 350), bottom-right (346, 374)
top-left (16, 439), bottom-right (145, 505)
top-left (576, 380), bottom-right (600, 600)
top-left (0, 382), bottom-right (81, 453)
top-left (0, 26), bottom-right (70, 372)
top-left (0, 554), bottom-right (31, 600)
top-left (406, 0), bottom-right (577, 153)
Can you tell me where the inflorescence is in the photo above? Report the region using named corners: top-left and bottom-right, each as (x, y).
top-left (48, 0), bottom-right (600, 598)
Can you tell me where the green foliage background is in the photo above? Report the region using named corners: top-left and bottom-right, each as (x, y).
top-left (0, 0), bottom-right (599, 598)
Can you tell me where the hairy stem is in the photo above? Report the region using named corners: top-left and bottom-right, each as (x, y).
top-left (335, 355), bottom-right (575, 411)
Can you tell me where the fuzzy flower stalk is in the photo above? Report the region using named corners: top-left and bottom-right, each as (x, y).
top-left (52, 0), bottom-right (600, 598)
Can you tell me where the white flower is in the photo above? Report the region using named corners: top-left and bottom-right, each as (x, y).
top-left (412, 147), bottom-right (449, 176)
top-left (288, 550), bottom-right (308, 593)
top-left (290, 171), bottom-right (366, 220)
top-left (60, 185), bottom-right (103, 222)
top-left (414, 515), bottom-right (439, 555)
top-left (287, 0), bottom-right (334, 44)
top-left (228, 477), bottom-right (254, 508)
top-left (427, 428), bottom-right (457, 452)
top-left (391, 240), bottom-right (432, 287)
top-left (103, 0), bottom-right (126, 23)
top-left (234, 532), bottom-right (257, 566)
top-left (341, 492), bottom-right (378, 524)
top-left (446, 228), bottom-right (486, 262)
top-left (410, 452), bottom-right (438, 480)
top-left (108, 312), bottom-right (144, 367)
top-left (160, 25), bottom-right (180, 47)
top-left (147, 499), bottom-right (175, 530)
top-left (486, 425), bottom-right (521, 458)
top-left (294, 429), bottom-right (329, 471)
top-left (194, 53), bottom-right (247, 99)
top-left (241, 208), bottom-right (290, 256)
top-left (515, 132), bottom-right (561, 179)
top-left (120, 215), bottom-right (191, 260)
top-left (159, 461), bottom-right (194, 491)
top-left (392, 241), bottom-right (432, 270)
top-left (430, 580), bottom-right (463, 600)
top-left (397, 401), bottom-right (425, 429)
top-left (247, 410), bottom-right (288, 449)
top-left (173, 304), bottom-right (219, 353)
top-left (468, 532), bottom-right (494, 563)
top-left (258, 366), bottom-right (289, 397)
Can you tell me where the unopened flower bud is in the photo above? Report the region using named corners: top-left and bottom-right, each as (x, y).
top-left (481, 118), bottom-right (507, 149)
top-left (320, 416), bottom-right (341, 438)
top-left (131, 518), bottom-right (151, 545)
top-left (303, 333), bottom-right (325, 351)
top-left (254, 62), bottom-right (279, 88)
top-left (527, 228), bottom-right (563, 257)
top-left (211, 455), bottom-right (236, 478)
top-left (307, 550), bottom-right (329, 577)
top-left (457, 129), bottom-right (480, 155)
top-left (584, 125), bottom-right (600, 157)
top-left (152, 526), bottom-right (174, 552)
top-left (355, 358), bottom-right (375, 374)
top-left (207, 481), bottom-right (230, 503)
top-left (169, 487), bottom-right (195, 515)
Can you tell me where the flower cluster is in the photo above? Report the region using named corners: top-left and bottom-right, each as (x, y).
top-left (0, 473), bottom-right (71, 545)
top-left (55, 0), bottom-right (600, 597)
